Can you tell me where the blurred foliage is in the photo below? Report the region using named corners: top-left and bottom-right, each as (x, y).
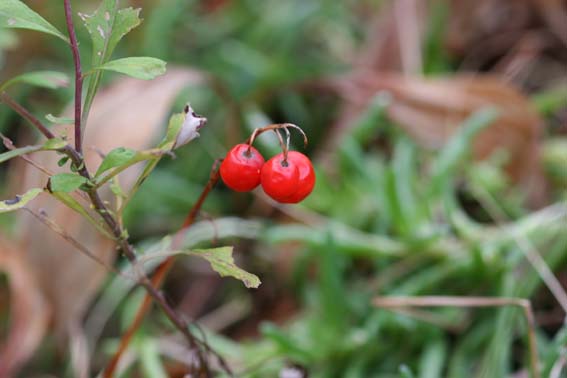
top-left (1, 0), bottom-right (566, 377)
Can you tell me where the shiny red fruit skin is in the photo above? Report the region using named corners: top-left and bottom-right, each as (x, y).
top-left (220, 144), bottom-right (265, 192)
top-left (279, 151), bottom-right (315, 203)
top-left (261, 153), bottom-right (300, 201)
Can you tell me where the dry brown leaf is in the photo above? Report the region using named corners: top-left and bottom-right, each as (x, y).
top-left (447, 0), bottom-right (567, 61)
top-left (0, 235), bottom-right (48, 378)
top-left (324, 73), bottom-right (546, 204)
top-left (1, 67), bottom-right (204, 375)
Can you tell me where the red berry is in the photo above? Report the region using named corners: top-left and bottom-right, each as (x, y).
top-left (220, 144), bottom-right (265, 192)
top-left (261, 153), bottom-right (300, 201)
top-left (279, 151), bottom-right (315, 203)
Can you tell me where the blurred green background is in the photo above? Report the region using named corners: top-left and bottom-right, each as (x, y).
top-left (1, 0), bottom-right (566, 377)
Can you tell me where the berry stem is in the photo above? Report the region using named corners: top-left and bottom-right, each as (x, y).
top-left (245, 123), bottom-right (308, 147)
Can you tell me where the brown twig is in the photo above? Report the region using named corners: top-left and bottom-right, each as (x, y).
top-left (0, 92), bottom-right (56, 139)
top-left (3, 97), bottom-right (213, 375)
top-left (0, 132), bottom-right (54, 177)
top-left (2, 28), bottom-right (222, 372)
top-left (245, 123), bottom-right (308, 148)
top-left (373, 296), bottom-right (540, 378)
top-left (63, 0), bottom-right (83, 154)
top-left (103, 163), bottom-right (225, 378)
top-left (2, 7), bottom-right (213, 374)
top-left (22, 208), bottom-right (126, 277)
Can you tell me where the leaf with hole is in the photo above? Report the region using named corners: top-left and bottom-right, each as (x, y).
top-left (0, 0), bottom-right (68, 41)
top-left (0, 188), bottom-right (42, 213)
top-left (80, 0), bottom-right (141, 63)
top-left (0, 71), bottom-right (69, 92)
top-left (95, 57), bottom-right (167, 80)
top-left (190, 247), bottom-right (261, 288)
top-left (141, 246), bottom-right (261, 289)
top-left (80, 0), bottom-right (142, 123)
top-left (49, 173), bottom-right (88, 193)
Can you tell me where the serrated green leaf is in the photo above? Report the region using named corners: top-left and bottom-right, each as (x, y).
top-left (0, 188), bottom-right (42, 213)
top-left (49, 173), bottom-right (88, 193)
top-left (95, 147), bottom-right (137, 177)
top-left (0, 0), bottom-right (68, 42)
top-left (0, 70), bottom-right (69, 92)
top-left (190, 247), bottom-right (261, 289)
top-left (141, 246), bottom-right (261, 289)
top-left (80, 1), bottom-right (141, 63)
top-left (95, 57), bottom-right (166, 80)
top-left (45, 114), bottom-right (74, 124)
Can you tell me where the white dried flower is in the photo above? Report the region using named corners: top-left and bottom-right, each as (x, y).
top-left (174, 104), bottom-right (207, 149)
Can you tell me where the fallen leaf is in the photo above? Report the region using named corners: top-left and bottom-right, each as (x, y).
top-left (326, 72), bottom-right (546, 204)
top-left (0, 235), bottom-right (48, 378)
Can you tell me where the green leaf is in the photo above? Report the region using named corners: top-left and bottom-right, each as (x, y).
top-left (141, 246), bottom-right (261, 289)
top-left (49, 173), bottom-right (88, 193)
top-left (0, 144), bottom-right (42, 164)
top-left (45, 113), bottom-right (74, 124)
top-left (0, 70), bottom-right (69, 92)
top-left (95, 57), bottom-right (166, 80)
top-left (57, 156), bottom-right (70, 167)
top-left (0, 0), bottom-right (68, 42)
top-left (81, 0), bottom-right (141, 63)
top-left (95, 147), bottom-right (137, 177)
top-left (0, 188), bottom-right (42, 213)
top-left (190, 247), bottom-right (261, 289)
top-left (162, 112), bottom-right (186, 150)
top-left (399, 365), bottom-right (416, 378)
top-left (0, 138), bottom-right (67, 164)
top-left (42, 137), bottom-right (68, 150)
top-left (51, 191), bottom-right (114, 238)
top-left (80, 0), bottom-right (142, 124)
top-left (429, 108), bottom-right (498, 196)
top-left (139, 341), bottom-right (168, 378)
top-left (109, 179), bottom-right (126, 198)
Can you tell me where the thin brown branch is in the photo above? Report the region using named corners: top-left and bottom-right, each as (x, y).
top-left (63, 0), bottom-right (83, 154)
top-left (2, 62), bottom-right (213, 377)
top-left (245, 123), bottom-right (308, 148)
top-left (103, 163), bottom-right (227, 378)
top-left (0, 132), bottom-right (54, 176)
top-left (0, 92), bottom-right (56, 139)
top-left (373, 296), bottom-right (540, 378)
top-left (23, 208), bottom-right (126, 277)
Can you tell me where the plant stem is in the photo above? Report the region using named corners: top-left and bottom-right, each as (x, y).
top-left (0, 92), bottom-right (56, 139)
top-left (3, 93), bottom-right (213, 375)
top-left (373, 296), bottom-right (540, 378)
top-left (63, 0), bottom-right (83, 154)
top-left (103, 164), bottom-right (228, 378)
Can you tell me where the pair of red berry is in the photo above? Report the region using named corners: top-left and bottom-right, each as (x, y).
top-left (220, 144), bottom-right (315, 203)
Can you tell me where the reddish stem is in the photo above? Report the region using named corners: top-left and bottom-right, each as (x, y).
top-left (63, 0), bottom-right (83, 154)
top-left (103, 164), bottom-right (227, 378)
top-left (0, 93), bottom-right (56, 139)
